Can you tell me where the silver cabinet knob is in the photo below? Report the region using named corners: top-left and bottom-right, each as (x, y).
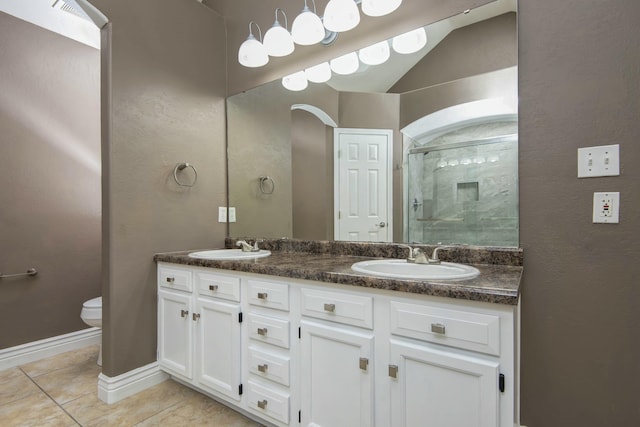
top-left (431, 323), bottom-right (446, 334)
top-left (180, 309), bottom-right (189, 318)
top-left (257, 327), bottom-right (268, 336)
top-left (324, 303), bottom-right (336, 313)
top-left (389, 365), bottom-right (398, 378)
top-left (166, 277), bottom-right (175, 283)
top-left (359, 357), bottom-right (369, 371)
top-left (209, 284), bottom-right (218, 291)
top-left (192, 313), bottom-right (201, 321)
top-left (257, 399), bottom-right (268, 409)
top-left (257, 292), bottom-right (268, 300)
top-left (258, 364), bottom-right (268, 373)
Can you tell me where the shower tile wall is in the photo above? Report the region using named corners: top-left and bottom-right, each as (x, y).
top-left (408, 121), bottom-right (518, 247)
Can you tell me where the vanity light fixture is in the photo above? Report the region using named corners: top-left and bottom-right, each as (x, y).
top-left (361, 0), bottom-right (402, 17)
top-left (238, 21), bottom-right (269, 67)
top-left (282, 71), bottom-right (309, 91)
top-left (291, 0), bottom-right (326, 46)
top-left (263, 8), bottom-right (295, 57)
top-left (323, 0), bottom-right (360, 33)
top-left (392, 26), bottom-right (427, 54)
top-left (305, 62), bottom-right (332, 83)
top-left (358, 40), bottom-right (390, 65)
top-left (330, 51), bottom-right (360, 75)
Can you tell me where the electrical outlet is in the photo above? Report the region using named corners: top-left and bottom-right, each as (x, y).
top-left (218, 207), bottom-right (227, 222)
top-left (229, 207), bottom-right (236, 223)
top-left (593, 192), bottom-right (620, 223)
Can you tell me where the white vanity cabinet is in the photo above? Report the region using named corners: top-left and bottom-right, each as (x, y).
top-left (157, 264), bottom-right (242, 401)
top-left (157, 263), bottom-right (519, 427)
top-left (299, 287), bottom-right (375, 427)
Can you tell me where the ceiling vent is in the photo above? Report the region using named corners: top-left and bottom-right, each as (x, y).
top-left (51, 0), bottom-right (90, 21)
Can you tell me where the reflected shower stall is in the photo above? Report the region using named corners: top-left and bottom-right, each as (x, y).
top-left (405, 119), bottom-right (518, 247)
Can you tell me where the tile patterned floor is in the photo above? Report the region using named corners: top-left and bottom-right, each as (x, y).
top-left (0, 345), bottom-right (262, 426)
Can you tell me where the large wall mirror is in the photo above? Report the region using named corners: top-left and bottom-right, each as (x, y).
top-left (228, 0), bottom-right (517, 247)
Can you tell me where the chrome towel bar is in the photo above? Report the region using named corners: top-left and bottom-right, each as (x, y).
top-left (0, 268), bottom-right (38, 279)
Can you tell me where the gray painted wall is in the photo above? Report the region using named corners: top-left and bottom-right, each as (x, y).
top-left (90, 0), bottom-right (228, 376)
top-left (518, 0), bottom-right (640, 425)
top-left (0, 12), bottom-right (101, 347)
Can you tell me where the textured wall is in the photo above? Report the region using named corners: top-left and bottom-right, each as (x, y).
top-left (519, 0), bottom-right (640, 425)
top-left (227, 80), bottom-right (339, 239)
top-left (0, 12), bottom-right (101, 347)
top-left (390, 12), bottom-right (517, 93)
top-left (91, 0), bottom-right (228, 376)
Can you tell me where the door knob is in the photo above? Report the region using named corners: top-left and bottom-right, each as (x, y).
top-left (375, 222), bottom-right (386, 228)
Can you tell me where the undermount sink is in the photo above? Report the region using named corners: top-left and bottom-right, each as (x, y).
top-left (351, 259), bottom-right (480, 281)
top-left (188, 249), bottom-right (271, 260)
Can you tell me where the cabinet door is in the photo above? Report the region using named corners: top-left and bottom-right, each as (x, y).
top-left (195, 297), bottom-right (242, 401)
top-left (300, 320), bottom-right (374, 427)
top-left (389, 339), bottom-right (499, 427)
top-left (158, 289), bottom-right (193, 379)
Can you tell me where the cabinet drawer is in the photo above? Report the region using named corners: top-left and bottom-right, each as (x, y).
top-left (248, 313), bottom-right (290, 349)
top-left (196, 272), bottom-right (240, 302)
top-left (247, 279), bottom-right (289, 312)
top-left (158, 265), bottom-right (192, 292)
top-left (247, 380), bottom-right (290, 424)
top-left (301, 288), bottom-right (373, 329)
top-left (390, 301), bottom-right (501, 356)
top-left (248, 346), bottom-right (290, 387)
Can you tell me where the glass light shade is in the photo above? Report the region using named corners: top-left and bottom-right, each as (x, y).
top-left (323, 0), bottom-right (360, 33)
top-left (392, 27), bottom-right (427, 54)
top-left (282, 71), bottom-right (309, 91)
top-left (361, 0), bottom-right (402, 17)
top-left (330, 52), bottom-right (359, 75)
top-left (263, 24), bottom-right (295, 57)
top-left (358, 40), bottom-right (390, 65)
top-left (238, 34), bottom-right (269, 67)
top-left (305, 62), bottom-right (332, 83)
top-left (292, 9), bottom-right (325, 45)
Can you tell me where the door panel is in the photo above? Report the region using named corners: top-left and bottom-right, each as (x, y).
top-left (335, 128), bottom-right (393, 242)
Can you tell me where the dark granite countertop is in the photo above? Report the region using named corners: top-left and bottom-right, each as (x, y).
top-left (154, 240), bottom-right (522, 305)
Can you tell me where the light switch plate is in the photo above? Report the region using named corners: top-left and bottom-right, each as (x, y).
top-left (593, 192), bottom-right (620, 223)
top-left (229, 207), bottom-right (236, 223)
top-left (578, 144), bottom-right (620, 178)
top-left (218, 207), bottom-right (227, 222)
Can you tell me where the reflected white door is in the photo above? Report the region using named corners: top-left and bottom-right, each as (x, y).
top-left (334, 128), bottom-right (393, 242)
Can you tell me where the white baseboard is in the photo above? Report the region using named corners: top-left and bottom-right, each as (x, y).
top-left (0, 327), bottom-right (102, 371)
top-left (98, 362), bottom-right (169, 404)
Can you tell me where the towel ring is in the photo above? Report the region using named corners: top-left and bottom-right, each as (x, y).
top-left (259, 176), bottom-right (275, 194)
top-left (173, 163), bottom-right (198, 187)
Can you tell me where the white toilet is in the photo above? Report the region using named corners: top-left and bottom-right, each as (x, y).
top-left (80, 296), bottom-right (102, 366)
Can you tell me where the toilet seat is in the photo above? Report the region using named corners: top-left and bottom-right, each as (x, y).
top-left (81, 296), bottom-right (102, 320)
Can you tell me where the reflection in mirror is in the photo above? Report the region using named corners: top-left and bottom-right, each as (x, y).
top-left (227, 0), bottom-right (517, 247)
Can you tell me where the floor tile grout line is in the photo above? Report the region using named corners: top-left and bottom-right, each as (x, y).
top-left (129, 394), bottom-right (193, 427)
top-left (19, 366), bottom-right (84, 426)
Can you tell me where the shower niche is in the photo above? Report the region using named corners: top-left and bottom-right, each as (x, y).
top-left (406, 120), bottom-right (518, 247)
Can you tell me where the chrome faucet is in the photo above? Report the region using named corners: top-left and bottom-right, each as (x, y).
top-left (397, 244), bottom-right (415, 262)
top-left (411, 248), bottom-right (430, 264)
top-left (428, 246), bottom-right (452, 264)
top-left (236, 239), bottom-right (263, 252)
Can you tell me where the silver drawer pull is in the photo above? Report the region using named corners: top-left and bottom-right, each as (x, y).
top-left (257, 292), bottom-right (268, 300)
top-left (180, 309), bottom-right (189, 318)
top-left (166, 277), bottom-right (175, 283)
top-left (257, 327), bottom-right (268, 336)
top-left (389, 365), bottom-right (398, 378)
top-left (257, 399), bottom-right (268, 409)
top-left (431, 323), bottom-right (446, 334)
top-left (324, 303), bottom-right (336, 313)
top-left (257, 364), bottom-right (269, 373)
top-left (209, 285), bottom-right (218, 291)
top-left (359, 357), bottom-right (369, 371)
top-left (192, 313), bottom-right (200, 321)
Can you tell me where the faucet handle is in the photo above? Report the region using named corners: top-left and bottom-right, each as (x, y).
top-left (253, 239), bottom-right (264, 251)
